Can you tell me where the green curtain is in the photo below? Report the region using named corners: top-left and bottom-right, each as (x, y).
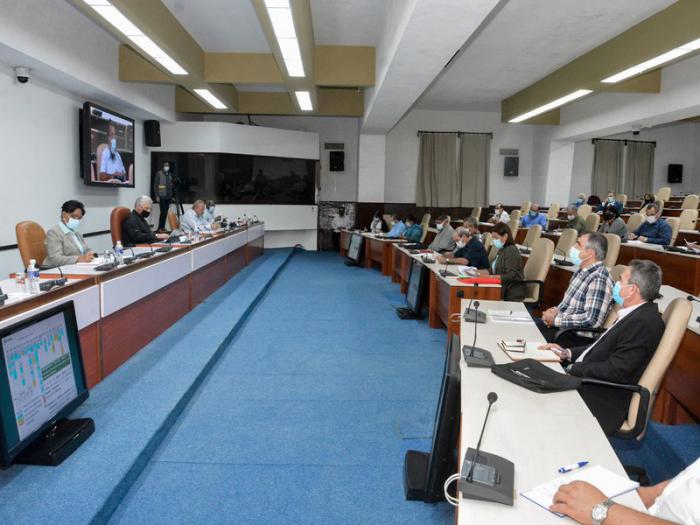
top-left (459, 134), bottom-right (490, 206)
top-left (592, 139), bottom-right (623, 197)
top-left (624, 141), bottom-right (655, 197)
top-left (415, 133), bottom-right (458, 206)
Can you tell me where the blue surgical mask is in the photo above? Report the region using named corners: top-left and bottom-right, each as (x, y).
top-left (493, 239), bottom-right (504, 249)
top-left (110, 138), bottom-right (117, 153)
top-left (612, 281), bottom-right (628, 305)
top-left (569, 246), bottom-right (581, 266)
top-left (529, 211), bottom-right (537, 217)
top-left (608, 196), bottom-right (615, 202)
top-left (576, 198), bottom-right (583, 204)
top-left (67, 218), bottom-right (80, 231)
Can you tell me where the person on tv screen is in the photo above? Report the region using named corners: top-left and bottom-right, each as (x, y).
top-left (98, 121), bottom-right (127, 183)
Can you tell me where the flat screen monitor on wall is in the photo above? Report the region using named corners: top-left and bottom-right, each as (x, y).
top-left (81, 102), bottom-right (135, 187)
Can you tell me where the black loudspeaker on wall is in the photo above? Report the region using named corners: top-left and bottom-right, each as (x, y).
top-left (504, 156), bottom-right (519, 177)
top-left (144, 120), bottom-right (161, 147)
top-left (329, 151), bottom-right (345, 172)
top-left (668, 163), bottom-right (683, 183)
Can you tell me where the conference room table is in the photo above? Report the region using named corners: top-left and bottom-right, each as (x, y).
top-left (457, 299), bottom-right (645, 523)
top-left (0, 224), bottom-right (265, 388)
top-left (362, 232), bottom-right (403, 276)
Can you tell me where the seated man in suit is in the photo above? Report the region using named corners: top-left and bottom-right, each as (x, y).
top-left (598, 205), bottom-right (628, 239)
top-left (43, 200), bottom-right (96, 267)
top-left (541, 259), bottom-right (665, 435)
top-left (536, 232), bottom-right (614, 347)
top-left (628, 203), bottom-right (672, 245)
top-left (428, 215), bottom-right (456, 253)
top-left (122, 195), bottom-right (169, 247)
top-left (386, 213), bottom-right (406, 238)
top-left (436, 225), bottom-right (489, 269)
top-left (402, 215), bottom-right (422, 243)
top-left (521, 202), bottom-right (548, 228)
top-left (564, 204), bottom-right (587, 234)
top-left (597, 191), bottom-right (624, 213)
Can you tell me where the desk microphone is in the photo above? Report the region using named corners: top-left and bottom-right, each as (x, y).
top-left (463, 301), bottom-right (494, 367)
top-left (467, 392), bottom-right (498, 482)
top-left (687, 295), bottom-right (700, 303)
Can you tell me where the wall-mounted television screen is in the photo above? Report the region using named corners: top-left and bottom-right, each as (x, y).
top-left (151, 151), bottom-right (317, 205)
top-left (81, 102), bottom-right (135, 187)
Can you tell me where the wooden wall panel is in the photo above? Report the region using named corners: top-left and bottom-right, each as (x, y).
top-left (79, 321), bottom-right (101, 389)
top-left (191, 257), bottom-right (227, 306)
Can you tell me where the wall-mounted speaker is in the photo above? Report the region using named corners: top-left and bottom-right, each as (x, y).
top-left (329, 151), bottom-right (345, 172)
top-left (504, 156), bottom-right (519, 177)
top-left (144, 120), bottom-right (161, 147)
top-left (668, 163), bottom-right (683, 183)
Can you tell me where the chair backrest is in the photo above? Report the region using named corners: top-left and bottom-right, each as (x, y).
top-left (678, 208), bottom-right (698, 231)
top-left (577, 204), bottom-right (592, 217)
top-left (167, 210), bottom-right (179, 230)
top-left (602, 233), bottom-right (621, 268)
top-left (522, 237), bottom-right (554, 302)
top-left (522, 224), bottom-right (542, 248)
top-left (382, 214), bottom-right (393, 227)
top-left (620, 298), bottom-right (692, 439)
top-left (481, 232), bottom-right (492, 252)
top-left (616, 193), bottom-right (628, 207)
top-left (656, 186), bottom-right (672, 202)
top-left (554, 228), bottom-right (578, 258)
top-left (665, 217), bottom-right (680, 245)
top-left (585, 213), bottom-right (600, 233)
top-left (609, 264), bottom-right (627, 283)
top-left (421, 213), bottom-right (431, 226)
top-left (680, 194), bottom-right (699, 210)
top-left (507, 217), bottom-right (519, 239)
top-left (470, 206), bottom-right (482, 220)
top-left (110, 206), bottom-right (131, 245)
top-left (420, 223), bottom-right (429, 243)
top-left (15, 221), bottom-right (47, 268)
top-left (519, 201), bottom-right (530, 215)
top-left (602, 302), bottom-right (621, 328)
top-left (626, 213), bottom-right (645, 234)
top-left (546, 203), bottom-right (560, 220)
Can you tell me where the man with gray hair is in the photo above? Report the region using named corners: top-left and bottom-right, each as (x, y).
top-left (537, 232), bottom-right (614, 347)
top-left (122, 195), bottom-right (169, 246)
top-left (181, 199), bottom-right (216, 234)
top-left (428, 215), bottom-right (456, 253)
top-left (436, 225), bottom-right (489, 269)
top-left (628, 203), bottom-right (672, 245)
top-left (542, 259), bottom-right (665, 435)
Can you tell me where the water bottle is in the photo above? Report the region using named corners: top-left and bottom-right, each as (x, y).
top-left (27, 259), bottom-right (40, 294)
top-left (115, 241), bottom-right (124, 265)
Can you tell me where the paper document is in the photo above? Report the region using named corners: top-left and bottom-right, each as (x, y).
top-left (521, 465), bottom-right (639, 517)
top-left (498, 341), bottom-right (560, 362)
top-left (456, 265), bottom-right (478, 277)
top-left (488, 309), bottom-right (532, 323)
top-left (76, 257), bottom-right (107, 266)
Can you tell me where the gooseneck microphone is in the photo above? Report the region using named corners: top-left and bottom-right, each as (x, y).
top-left (687, 295), bottom-right (700, 303)
top-left (470, 301), bottom-right (481, 354)
top-left (466, 392), bottom-right (498, 483)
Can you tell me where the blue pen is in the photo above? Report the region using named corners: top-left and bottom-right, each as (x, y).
top-left (558, 461), bottom-right (589, 473)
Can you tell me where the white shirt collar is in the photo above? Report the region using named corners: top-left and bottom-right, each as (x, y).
top-left (616, 301), bottom-right (645, 321)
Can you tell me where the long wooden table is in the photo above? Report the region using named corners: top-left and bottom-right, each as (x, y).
top-left (362, 233), bottom-right (402, 276)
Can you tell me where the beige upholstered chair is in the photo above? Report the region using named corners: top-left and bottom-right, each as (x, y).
top-left (655, 186), bottom-right (672, 202)
top-left (420, 213), bottom-right (431, 243)
top-left (678, 209), bottom-right (698, 231)
top-left (520, 201), bottom-right (531, 215)
top-left (616, 194), bottom-right (628, 207)
top-left (665, 217), bottom-right (680, 245)
top-left (626, 213), bottom-right (645, 234)
top-left (519, 237), bottom-right (554, 306)
top-left (547, 203), bottom-right (560, 220)
top-left (553, 228), bottom-right (577, 262)
top-left (577, 204), bottom-right (592, 217)
top-left (382, 214), bottom-right (393, 227)
top-left (15, 221), bottom-right (47, 268)
top-left (521, 224), bottom-right (542, 250)
top-left (602, 233), bottom-right (621, 268)
top-left (507, 211), bottom-right (521, 239)
top-left (470, 206), bottom-right (482, 220)
top-left (609, 264), bottom-right (627, 283)
top-left (481, 232), bottom-right (492, 252)
top-left (680, 194), bottom-right (699, 210)
top-left (585, 213), bottom-right (600, 233)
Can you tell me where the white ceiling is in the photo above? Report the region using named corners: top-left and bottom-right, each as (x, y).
top-left (310, 0), bottom-right (386, 46)
top-left (161, 0), bottom-right (270, 52)
top-left (417, 0), bottom-right (675, 111)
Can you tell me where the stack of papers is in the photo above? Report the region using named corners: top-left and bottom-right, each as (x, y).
top-left (497, 340), bottom-right (560, 362)
top-left (488, 309), bottom-right (532, 323)
top-left (77, 257), bottom-right (108, 266)
top-left (456, 265), bottom-right (478, 277)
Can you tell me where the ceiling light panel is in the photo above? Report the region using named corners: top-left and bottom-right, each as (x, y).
top-left (193, 89), bottom-right (227, 110)
top-left (295, 91), bottom-right (313, 111)
top-left (509, 89), bottom-right (592, 123)
top-left (264, 2), bottom-right (305, 78)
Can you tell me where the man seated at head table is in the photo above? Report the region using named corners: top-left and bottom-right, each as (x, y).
top-left (536, 232), bottom-right (614, 347)
top-left (203, 200), bottom-right (218, 224)
top-left (122, 195), bottom-right (169, 247)
top-left (43, 200), bottom-right (96, 267)
top-left (540, 260), bottom-right (665, 436)
top-left (181, 199), bottom-right (220, 234)
top-left (402, 214), bottom-right (422, 243)
top-left (428, 215), bottom-right (457, 253)
top-left (436, 224), bottom-right (489, 269)
top-left (385, 213), bottom-right (406, 238)
top-left (549, 457), bottom-right (699, 525)
top-left (598, 205), bottom-right (628, 239)
top-left (628, 203), bottom-right (671, 245)
top-left (488, 203), bottom-right (510, 224)
top-left (565, 204), bottom-right (587, 235)
top-left (521, 202), bottom-right (548, 228)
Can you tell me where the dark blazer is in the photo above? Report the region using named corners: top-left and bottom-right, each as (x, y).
top-left (122, 210), bottom-right (156, 246)
top-left (568, 302), bottom-right (665, 435)
top-left (490, 244), bottom-right (525, 301)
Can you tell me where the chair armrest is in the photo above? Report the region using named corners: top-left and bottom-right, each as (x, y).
top-left (555, 326), bottom-right (606, 342)
top-left (506, 279), bottom-right (545, 305)
top-left (579, 378), bottom-right (650, 439)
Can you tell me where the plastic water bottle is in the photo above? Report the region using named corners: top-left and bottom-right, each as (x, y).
top-left (27, 259), bottom-right (40, 294)
top-left (115, 241), bottom-right (124, 265)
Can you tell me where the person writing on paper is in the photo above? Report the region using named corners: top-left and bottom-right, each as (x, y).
top-left (436, 226), bottom-right (489, 269)
top-left (540, 260), bottom-right (665, 435)
top-left (550, 457), bottom-right (700, 525)
top-left (428, 215), bottom-right (456, 253)
top-left (488, 203), bottom-right (510, 224)
top-left (521, 202), bottom-right (548, 228)
top-left (565, 205), bottom-right (587, 235)
top-left (402, 215), bottom-right (423, 243)
top-left (599, 206), bottom-right (628, 239)
top-left (122, 195), bottom-right (169, 246)
top-left (628, 203), bottom-right (671, 245)
top-left (478, 222), bottom-right (525, 301)
top-left (536, 233), bottom-right (614, 347)
top-left (43, 200), bottom-right (96, 266)
top-left (181, 200), bottom-right (217, 234)
top-left (386, 213), bottom-right (406, 238)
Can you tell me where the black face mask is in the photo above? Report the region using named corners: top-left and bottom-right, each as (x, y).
top-left (603, 212), bottom-right (615, 221)
top-left (141, 210), bottom-right (151, 218)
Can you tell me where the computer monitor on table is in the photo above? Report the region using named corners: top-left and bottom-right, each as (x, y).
top-left (347, 233), bottom-right (363, 264)
top-left (406, 259), bottom-right (427, 315)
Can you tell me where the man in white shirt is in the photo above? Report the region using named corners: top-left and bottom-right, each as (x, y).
top-left (488, 203), bottom-right (510, 224)
top-left (181, 200), bottom-right (215, 234)
top-left (98, 122), bottom-right (127, 182)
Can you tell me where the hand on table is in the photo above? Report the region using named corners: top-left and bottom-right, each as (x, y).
top-left (627, 233), bottom-right (637, 240)
top-left (155, 233), bottom-right (169, 240)
top-left (436, 255), bottom-right (447, 264)
top-left (538, 343), bottom-right (571, 361)
top-left (542, 307), bottom-right (558, 326)
top-left (549, 480), bottom-right (608, 525)
top-left (78, 252), bottom-right (95, 263)
top-left (638, 236), bottom-right (648, 242)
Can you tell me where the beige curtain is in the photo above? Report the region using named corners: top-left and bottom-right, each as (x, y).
top-left (415, 133), bottom-right (458, 206)
top-left (592, 139), bottom-right (623, 197)
top-left (459, 133), bottom-right (490, 206)
top-left (624, 141), bottom-right (655, 197)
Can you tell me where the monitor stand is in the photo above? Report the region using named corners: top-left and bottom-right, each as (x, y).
top-left (403, 450), bottom-right (430, 500)
top-left (15, 418), bottom-right (94, 467)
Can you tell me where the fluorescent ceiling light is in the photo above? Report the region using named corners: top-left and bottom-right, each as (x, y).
top-left (277, 38), bottom-right (302, 63)
top-left (285, 60), bottom-right (305, 77)
top-left (83, 0), bottom-right (188, 75)
top-left (295, 91), bottom-right (313, 111)
top-left (193, 89), bottom-right (227, 110)
top-left (268, 8), bottom-right (296, 39)
top-left (602, 38), bottom-right (700, 83)
top-left (264, 3), bottom-right (305, 78)
top-left (509, 89), bottom-right (592, 123)
top-left (265, 0), bottom-right (290, 7)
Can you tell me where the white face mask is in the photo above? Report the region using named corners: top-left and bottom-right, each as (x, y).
top-left (567, 215), bottom-right (575, 221)
top-left (163, 165), bottom-right (170, 173)
top-left (456, 239), bottom-right (466, 249)
top-left (437, 223), bottom-right (444, 231)
top-left (646, 215), bottom-right (657, 224)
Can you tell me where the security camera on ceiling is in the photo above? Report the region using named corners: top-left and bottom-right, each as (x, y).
top-left (631, 124), bottom-right (642, 136)
top-left (14, 66), bottom-right (31, 84)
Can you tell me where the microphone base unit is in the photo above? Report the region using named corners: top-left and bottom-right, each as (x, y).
top-left (439, 270), bottom-right (456, 277)
top-left (463, 308), bottom-right (487, 324)
top-left (458, 447), bottom-right (514, 506)
top-left (463, 345), bottom-right (495, 368)
top-left (38, 278), bottom-right (68, 292)
top-left (553, 259), bottom-right (574, 267)
top-left (403, 450), bottom-right (431, 501)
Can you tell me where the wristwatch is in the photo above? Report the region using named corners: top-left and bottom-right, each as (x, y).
top-left (591, 499), bottom-right (615, 525)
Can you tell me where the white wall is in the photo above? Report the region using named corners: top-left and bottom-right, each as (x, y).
top-left (570, 141), bottom-right (595, 201)
top-left (358, 134), bottom-right (386, 202)
top-left (384, 108), bottom-right (537, 204)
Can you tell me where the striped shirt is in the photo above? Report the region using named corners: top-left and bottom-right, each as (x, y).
top-left (555, 261), bottom-right (614, 330)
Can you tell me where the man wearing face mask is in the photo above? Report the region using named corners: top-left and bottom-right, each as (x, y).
top-left (488, 203), bottom-right (510, 224)
top-left (536, 233), bottom-right (614, 347)
top-left (572, 193), bottom-right (587, 208)
top-left (43, 200), bottom-right (96, 267)
top-left (428, 215), bottom-right (457, 253)
top-left (540, 260), bottom-right (665, 435)
top-left (598, 206), bottom-right (628, 239)
top-left (628, 203), bottom-right (671, 245)
top-left (98, 122), bottom-right (127, 182)
top-left (520, 203), bottom-right (548, 228)
top-left (564, 204), bottom-right (586, 234)
top-left (597, 191), bottom-right (624, 214)
top-left (122, 195), bottom-right (169, 246)
top-left (386, 213), bottom-right (406, 238)
top-left (436, 225), bottom-right (489, 269)
top-left (203, 200), bottom-right (218, 224)
top-left (402, 215), bottom-right (423, 243)
top-left (181, 200), bottom-right (216, 234)
top-left (153, 161), bottom-right (175, 232)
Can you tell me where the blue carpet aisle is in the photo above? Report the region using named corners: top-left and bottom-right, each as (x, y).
top-left (110, 251), bottom-right (454, 524)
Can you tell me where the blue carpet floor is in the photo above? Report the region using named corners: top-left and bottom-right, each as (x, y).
top-left (109, 251), bottom-right (454, 524)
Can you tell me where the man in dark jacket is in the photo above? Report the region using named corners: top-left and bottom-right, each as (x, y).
top-left (629, 203), bottom-right (672, 245)
top-left (542, 259), bottom-right (665, 435)
top-left (122, 195), bottom-right (169, 246)
top-left (153, 161), bottom-right (174, 232)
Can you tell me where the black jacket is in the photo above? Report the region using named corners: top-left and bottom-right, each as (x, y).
top-left (568, 302), bottom-right (665, 435)
top-left (490, 244), bottom-right (525, 301)
top-left (122, 210), bottom-right (156, 246)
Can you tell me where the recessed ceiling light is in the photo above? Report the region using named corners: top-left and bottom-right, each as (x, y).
top-left (509, 89), bottom-right (592, 123)
top-left (264, 3), bottom-right (305, 78)
top-left (193, 88), bottom-right (227, 110)
top-left (295, 91), bottom-right (313, 111)
top-left (602, 38), bottom-right (700, 83)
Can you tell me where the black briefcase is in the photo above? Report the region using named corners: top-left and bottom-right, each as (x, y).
top-left (491, 359), bottom-right (582, 393)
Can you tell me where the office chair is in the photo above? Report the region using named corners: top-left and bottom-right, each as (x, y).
top-left (552, 228), bottom-right (577, 264)
top-left (680, 194), bottom-right (698, 210)
top-left (626, 213), bottom-right (645, 234)
top-left (577, 204), bottom-right (592, 217)
top-left (665, 217), bottom-right (680, 246)
top-left (616, 194), bottom-right (628, 208)
top-left (110, 206), bottom-right (131, 245)
top-left (470, 206), bottom-right (482, 221)
top-left (547, 203), bottom-right (560, 221)
top-left (678, 209), bottom-right (698, 231)
top-left (519, 224), bottom-right (542, 253)
top-left (655, 186), bottom-right (672, 202)
top-left (15, 221), bottom-right (47, 268)
top-left (585, 213), bottom-right (601, 233)
top-left (520, 201), bottom-right (531, 215)
top-left (602, 233), bottom-right (621, 268)
top-left (167, 210), bottom-right (180, 231)
top-left (507, 237), bottom-right (554, 309)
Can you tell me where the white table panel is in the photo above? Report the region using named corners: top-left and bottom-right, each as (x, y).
top-left (192, 236), bottom-right (233, 271)
top-left (247, 223), bottom-right (265, 242)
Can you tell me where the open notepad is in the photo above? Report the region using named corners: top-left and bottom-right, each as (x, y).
top-left (521, 465), bottom-right (639, 517)
top-left (497, 341), bottom-right (560, 362)
top-left (488, 309), bottom-right (532, 323)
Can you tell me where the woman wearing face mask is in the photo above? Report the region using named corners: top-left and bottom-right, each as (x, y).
top-left (43, 200), bottom-right (96, 267)
top-left (478, 222), bottom-right (525, 301)
top-left (598, 206), bottom-right (628, 239)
